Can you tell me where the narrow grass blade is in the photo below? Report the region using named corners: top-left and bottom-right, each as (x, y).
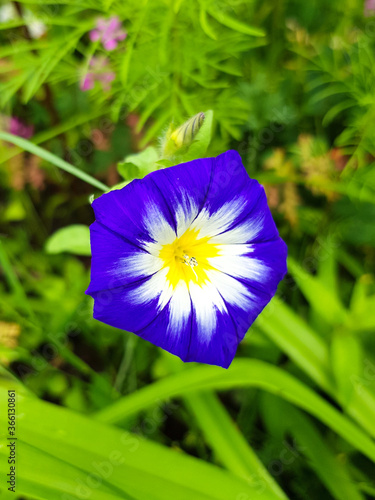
top-left (0, 132), bottom-right (108, 191)
top-left (260, 394), bottom-right (365, 500)
top-left (184, 391), bottom-right (288, 499)
top-left (0, 382), bottom-right (278, 500)
top-left (94, 360), bottom-right (375, 464)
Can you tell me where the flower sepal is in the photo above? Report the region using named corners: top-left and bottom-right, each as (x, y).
top-left (161, 110), bottom-right (213, 163)
top-left (117, 145), bottom-right (159, 185)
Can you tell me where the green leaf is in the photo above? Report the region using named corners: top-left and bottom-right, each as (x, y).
top-left (349, 275), bottom-right (375, 331)
top-left (261, 395), bottom-right (365, 500)
top-left (322, 99), bottom-right (356, 126)
top-left (287, 256), bottom-right (348, 326)
top-left (256, 297), bottom-right (332, 390)
top-left (137, 92), bottom-right (170, 132)
top-left (94, 359), bottom-right (375, 464)
top-left (206, 8), bottom-right (265, 37)
top-left (257, 298), bottom-right (375, 439)
top-left (309, 84), bottom-right (350, 106)
top-left (334, 199), bottom-right (375, 246)
top-left (163, 355), bottom-right (287, 499)
top-left (184, 391), bottom-right (288, 499)
top-left (0, 441), bottom-right (127, 500)
top-left (139, 109), bottom-right (172, 149)
top-left (0, 241), bottom-right (34, 317)
top-left (0, 382), bottom-right (279, 500)
top-left (155, 159), bottom-right (174, 168)
top-left (0, 19), bottom-right (27, 30)
top-left (199, 5), bottom-right (217, 40)
top-left (109, 180), bottom-right (130, 192)
top-left (331, 330), bottom-right (363, 406)
top-left (317, 238), bottom-right (338, 305)
top-left (45, 225), bottom-right (91, 256)
top-left (117, 162), bottom-right (141, 181)
top-left (23, 30), bottom-right (87, 102)
top-left (118, 146), bottom-right (159, 180)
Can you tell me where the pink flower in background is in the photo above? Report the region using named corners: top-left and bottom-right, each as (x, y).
top-left (365, 0), bottom-right (375, 16)
top-left (9, 117), bottom-right (34, 139)
top-left (89, 16), bottom-right (127, 51)
top-left (80, 57), bottom-right (115, 92)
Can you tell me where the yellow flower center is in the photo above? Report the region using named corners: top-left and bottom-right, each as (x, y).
top-left (158, 227), bottom-right (219, 288)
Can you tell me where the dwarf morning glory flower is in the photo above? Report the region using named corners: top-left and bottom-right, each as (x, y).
top-left (89, 16), bottom-right (127, 51)
top-left (86, 151), bottom-right (287, 368)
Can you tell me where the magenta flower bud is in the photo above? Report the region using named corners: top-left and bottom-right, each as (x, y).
top-left (8, 117), bottom-right (34, 139)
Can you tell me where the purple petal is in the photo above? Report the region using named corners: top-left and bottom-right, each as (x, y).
top-left (91, 56), bottom-right (109, 69)
top-left (115, 30), bottom-right (127, 41)
top-left (9, 117), bottom-right (34, 139)
top-left (101, 72), bottom-right (115, 83)
top-left (95, 17), bottom-right (108, 31)
top-left (107, 16), bottom-right (121, 32)
top-left (98, 72), bottom-right (115, 91)
top-left (80, 74), bottom-right (95, 91)
top-left (102, 38), bottom-right (118, 51)
top-left (86, 222), bottom-right (161, 294)
top-left (148, 150), bottom-right (279, 243)
top-left (134, 296), bottom-right (238, 368)
top-left (89, 29), bottom-right (101, 42)
top-left (91, 176), bottom-right (177, 245)
top-left (90, 280), bottom-right (165, 334)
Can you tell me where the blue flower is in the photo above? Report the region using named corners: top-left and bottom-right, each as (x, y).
top-left (86, 150), bottom-right (287, 368)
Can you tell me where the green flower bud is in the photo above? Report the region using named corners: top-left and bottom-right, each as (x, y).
top-left (170, 112), bottom-right (205, 148)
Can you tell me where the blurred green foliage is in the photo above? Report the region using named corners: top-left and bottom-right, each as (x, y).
top-left (1, 0), bottom-right (375, 499)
